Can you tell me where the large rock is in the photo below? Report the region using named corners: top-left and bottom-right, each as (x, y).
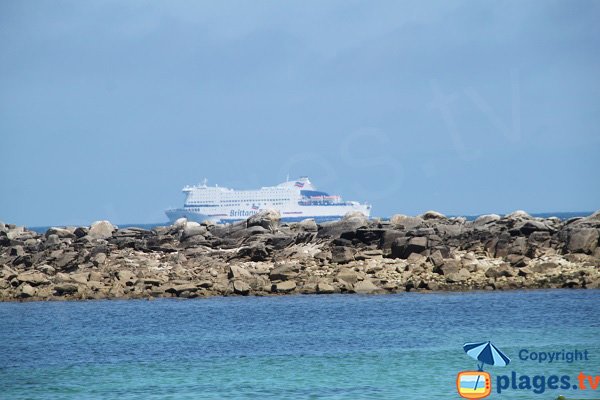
top-left (473, 214), bottom-right (501, 226)
top-left (343, 211), bottom-right (368, 222)
top-left (0, 269), bottom-right (17, 288)
top-left (173, 218), bottom-right (188, 228)
top-left (379, 230), bottom-right (406, 253)
top-left (391, 236), bottom-right (428, 259)
top-left (45, 234), bottom-right (61, 248)
top-left (19, 284), bottom-right (36, 298)
top-left (264, 233), bottom-right (294, 250)
top-left (352, 279), bottom-right (382, 294)
top-left (247, 209), bottom-right (280, 231)
top-left (230, 226), bottom-right (268, 239)
top-left (505, 210), bottom-right (531, 219)
top-left (434, 259), bottom-right (461, 275)
top-left (515, 220), bottom-right (551, 235)
top-left (16, 272), bottom-right (49, 286)
top-left (318, 216), bottom-right (367, 239)
top-left (55, 252), bottom-right (78, 270)
top-left (116, 270), bottom-right (136, 284)
top-left (298, 219), bottom-right (318, 232)
top-left (435, 224), bottom-right (463, 237)
top-left (269, 264), bottom-right (298, 281)
top-left (92, 253), bottom-right (107, 266)
top-left (567, 228), bottom-right (599, 254)
top-left (355, 228), bottom-right (385, 245)
top-left (45, 227), bottom-right (75, 239)
top-left (528, 231), bottom-right (551, 247)
top-left (228, 265), bottom-right (253, 280)
top-left (9, 245), bottom-right (25, 257)
top-left (209, 220), bottom-right (246, 239)
top-left (6, 226), bottom-right (25, 240)
top-left (530, 262), bottom-right (559, 273)
top-left (236, 242), bottom-right (270, 261)
top-left (54, 283), bottom-right (79, 295)
top-left (233, 280), bottom-right (251, 295)
top-left (272, 280), bottom-right (296, 293)
top-left (316, 281), bottom-right (335, 294)
top-left (484, 264), bottom-right (515, 278)
top-left (70, 272), bottom-right (89, 285)
top-left (428, 250), bottom-right (444, 268)
top-left (336, 268), bottom-right (360, 284)
top-left (445, 268), bottom-right (471, 283)
top-left (505, 254), bottom-right (528, 268)
top-left (37, 265), bottom-right (56, 275)
top-left (419, 210), bottom-right (447, 220)
top-left (181, 222), bottom-right (207, 241)
top-left (578, 210), bottom-right (600, 224)
top-left (73, 227), bottom-right (88, 238)
top-left (331, 246), bottom-right (355, 264)
top-left (389, 215), bottom-right (423, 229)
top-left (166, 284), bottom-right (199, 295)
top-left (88, 221), bottom-right (116, 239)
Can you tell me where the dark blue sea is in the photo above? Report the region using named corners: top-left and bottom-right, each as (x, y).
top-left (1, 290), bottom-right (599, 399)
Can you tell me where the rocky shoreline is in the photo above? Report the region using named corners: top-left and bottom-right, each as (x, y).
top-left (1, 210), bottom-right (599, 301)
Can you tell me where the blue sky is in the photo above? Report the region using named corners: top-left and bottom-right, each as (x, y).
top-left (1, 1), bottom-right (599, 226)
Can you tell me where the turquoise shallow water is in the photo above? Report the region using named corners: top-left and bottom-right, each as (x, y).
top-left (1, 290), bottom-right (599, 399)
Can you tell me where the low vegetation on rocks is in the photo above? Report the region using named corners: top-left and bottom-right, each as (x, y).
top-left (1, 209), bottom-right (599, 301)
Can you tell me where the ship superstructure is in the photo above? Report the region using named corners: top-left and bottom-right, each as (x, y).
top-left (165, 177), bottom-right (371, 223)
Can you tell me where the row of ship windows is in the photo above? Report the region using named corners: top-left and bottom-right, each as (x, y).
top-left (187, 202), bottom-right (287, 207)
top-left (189, 199), bottom-right (291, 204)
top-left (221, 199), bottom-right (290, 202)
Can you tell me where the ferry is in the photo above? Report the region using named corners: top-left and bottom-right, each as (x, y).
top-left (165, 177), bottom-right (371, 224)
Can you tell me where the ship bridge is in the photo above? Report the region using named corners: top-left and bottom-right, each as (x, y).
top-left (300, 190), bottom-right (329, 197)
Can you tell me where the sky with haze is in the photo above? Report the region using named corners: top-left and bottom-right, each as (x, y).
top-left (1, 0), bottom-right (599, 226)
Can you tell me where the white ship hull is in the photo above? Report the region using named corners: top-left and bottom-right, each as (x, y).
top-left (165, 177), bottom-right (371, 224)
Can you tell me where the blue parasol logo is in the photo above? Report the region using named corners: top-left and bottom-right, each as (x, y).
top-left (463, 341), bottom-right (511, 371)
top-left (457, 341), bottom-right (511, 399)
